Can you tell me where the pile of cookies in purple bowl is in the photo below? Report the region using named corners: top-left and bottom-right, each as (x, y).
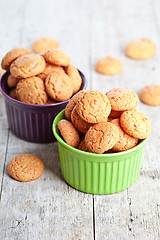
top-left (0, 46), bottom-right (87, 143)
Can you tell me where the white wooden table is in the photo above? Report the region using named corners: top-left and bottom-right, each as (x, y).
top-left (0, 0), bottom-right (160, 239)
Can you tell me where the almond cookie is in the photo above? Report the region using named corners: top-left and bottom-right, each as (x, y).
top-left (16, 76), bottom-right (48, 104)
top-left (120, 109), bottom-right (151, 139)
top-left (95, 56), bottom-right (122, 75)
top-left (38, 63), bottom-right (64, 80)
top-left (7, 154), bottom-right (44, 182)
top-left (9, 88), bottom-right (18, 100)
top-left (58, 119), bottom-right (80, 148)
top-left (139, 85), bottom-right (160, 106)
top-left (10, 54), bottom-right (46, 79)
top-left (110, 118), bottom-right (138, 152)
top-left (45, 70), bottom-right (73, 101)
top-left (65, 90), bottom-right (85, 120)
top-left (106, 88), bottom-right (139, 111)
top-left (76, 90), bottom-right (111, 123)
top-left (71, 106), bottom-right (93, 133)
top-left (66, 65), bottom-right (82, 94)
top-left (43, 48), bottom-right (70, 67)
top-left (109, 110), bottom-right (124, 119)
top-left (32, 37), bottom-right (59, 53)
top-left (126, 38), bottom-right (156, 60)
top-left (78, 139), bottom-right (92, 152)
top-left (1, 48), bottom-right (31, 71)
top-left (7, 75), bottom-right (19, 88)
top-left (85, 122), bottom-right (119, 154)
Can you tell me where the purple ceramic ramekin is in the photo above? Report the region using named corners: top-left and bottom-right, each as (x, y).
top-left (0, 70), bottom-right (87, 143)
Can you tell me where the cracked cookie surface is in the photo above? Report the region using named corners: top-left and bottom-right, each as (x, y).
top-left (106, 88), bottom-right (139, 111)
top-left (45, 70), bottom-right (73, 101)
top-left (7, 154), bottom-right (44, 182)
top-left (58, 119), bottom-right (80, 148)
top-left (16, 76), bottom-right (48, 104)
top-left (66, 65), bottom-right (82, 94)
top-left (1, 48), bottom-right (31, 71)
top-left (43, 48), bottom-right (70, 66)
top-left (85, 122), bottom-right (119, 153)
top-left (10, 54), bottom-right (46, 79)
top-left (120, 109), bottom-right (151, 139)
top-left (76, 90), bottom-right (111, 123)
top-left (38, 63), bottom-right (64, 80)
top-left (110, 118), bottom-right (138, 151)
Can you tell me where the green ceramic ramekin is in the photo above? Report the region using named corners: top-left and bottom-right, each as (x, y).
top-left (52, 110), bottom-right (149, 195)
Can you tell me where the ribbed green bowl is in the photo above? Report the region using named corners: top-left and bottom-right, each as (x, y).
top-left (52, 110), bottom-right (149, 195)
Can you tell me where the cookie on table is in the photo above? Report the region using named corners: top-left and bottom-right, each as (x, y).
top-left (85, 122), bottom-right (119, 154)
top-left (66, 65), bottom-right (82, 94)
top-left (106, 88), bottom-right (139, 111)
top-left (10, 54), bottom-right (46, 79)
top-left (7, 75), bottom-right (19, 88)
top-left (7, 154), bottom-right (44, 182)
top-left (71, 106), bottom-right (93, 133)
top-left (16, 76), bottom-right (48, 104)
top-left (65, 90), bottom-right (85, 120)
top-left (43, 48), bottom-right (70, 67)
top-left (95, 56), bottom-right (122, 75)
top-left (32, 37), bottom-right (59, 53)
top-left (139, 85), bottom-right (160, 106)
top-left (9, 88), bottom-right (18, 100)
top-left (1, 48), bottom-right (31, 71)
top-left (45, 70), bottom-right (73, 101)
top-left (78, 139), bottom-right (92, 152)
top-left (110, 118), bottom-right (138, 152)
top-left (120, 109), bottom-right (151, 139)
top-left (58, 119), bottom-right (80, 148)
top-left (109, 110), bottom-right (124, 119)
top-left (126, 38), bottom-right (156, 60)
top-left (38, 63), bottom-right (64, 80)
top-left (76, 90), bottom-right (111, 123)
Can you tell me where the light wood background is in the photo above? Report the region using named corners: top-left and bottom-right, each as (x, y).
top-left (0, 0), bottom-right (160, 239)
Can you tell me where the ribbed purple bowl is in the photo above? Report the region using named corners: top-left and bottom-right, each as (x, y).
top-left (0, 70), bottom-right (87, 143)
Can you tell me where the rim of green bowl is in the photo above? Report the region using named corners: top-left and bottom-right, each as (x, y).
top-left (52, 109), bottom-right (150, 158)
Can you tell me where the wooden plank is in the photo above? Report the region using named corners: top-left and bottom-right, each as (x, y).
top-left (91, 0), bottom-right (160, 239)
top-left (0, 0), bottom-right (94, 239)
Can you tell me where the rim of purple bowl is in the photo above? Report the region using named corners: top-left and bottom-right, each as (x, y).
top-left (0, 69), bottom-right (87, 107)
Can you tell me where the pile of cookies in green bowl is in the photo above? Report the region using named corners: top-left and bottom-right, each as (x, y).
top-left (53, 88), bottom-right (151, 194)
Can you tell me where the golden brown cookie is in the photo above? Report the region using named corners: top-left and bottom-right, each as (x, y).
top-left (65, 90), bottom-right (85, 120)
top-left (76, 90), bottom-right (111, 123)
top-left (1, 48), bottom-right (31, 71)
top-left (120, 109), bottom-right (151, 139)
top-left (0, 68), bottom-right (5, 77)
top-left (37, 63), bottom-right (64, 80)
top-left (71, 106), bottom-right (93, 133)
top-left (109, 110), bottom-right (124, 119)
top-left (45, 70), bottom-right (73, 101)
top-left (95, 56), bottom-right (122, 75)
top-left (110, 118), bottom-right (138, 152)
top-left (9, 88), bottom-right (18, 100)
top-left (32, 37), bottom-right (59, 53)
top-left (7, 75), bottom-right (19, 88)
top-left (78, 139), bottom-right (92, 152)
top-left (139, 85), bottom-right (160, 106)
top-left (43, 48), bottom-right (70, 67)
top-left (10, 54), bottom-right (46, 79)
top-left (106, 88), bottom-right (139, 111)
top-left (7, 154), bottom-right (44, 182)
top-left (16, 76), bottom-right (48, 104)
top-left (66, 65), bottom-right (82, 94)
top-left (58, 119), bottom-right (80, 148)
top-left (85, 122), bottom-right (119, 154)
top-left (126, 38), bottom-right (156, 60)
